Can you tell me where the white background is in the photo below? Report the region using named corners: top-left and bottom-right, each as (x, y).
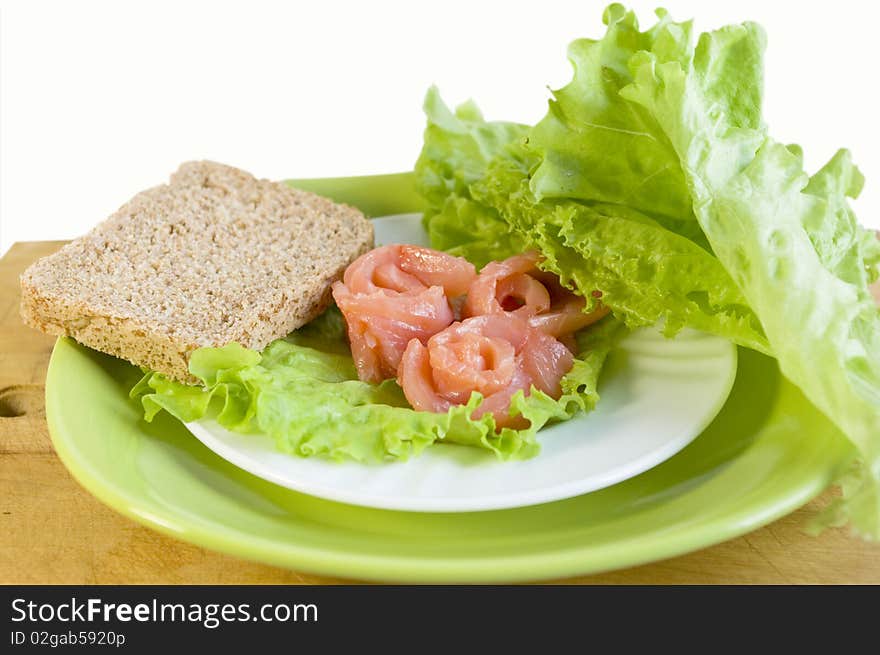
top-left (1, 0), bottom-right (878, 256)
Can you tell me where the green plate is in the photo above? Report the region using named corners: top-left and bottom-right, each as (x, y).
top-left (45, 173), bottom-right (854, 583)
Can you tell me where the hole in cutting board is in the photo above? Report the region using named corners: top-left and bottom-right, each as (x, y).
top-left (0, 385), bottom-right (43, 418)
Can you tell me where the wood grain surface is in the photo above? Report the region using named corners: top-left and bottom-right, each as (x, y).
top-left (2, 241), bottom-right (878, 584)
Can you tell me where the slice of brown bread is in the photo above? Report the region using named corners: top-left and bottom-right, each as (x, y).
top-left (20, 161), bottom-right (374, 383)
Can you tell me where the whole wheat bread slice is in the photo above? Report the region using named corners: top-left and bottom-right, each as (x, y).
top-left (20, 161), bottom-right (374, 383)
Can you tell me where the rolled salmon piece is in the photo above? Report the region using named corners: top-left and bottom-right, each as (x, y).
top-left (333, 244), bottom-right (476, 383)
top-left (398, 313), bottom-right (573, 430)
top-left (463, 251), bottom-right (608, 343)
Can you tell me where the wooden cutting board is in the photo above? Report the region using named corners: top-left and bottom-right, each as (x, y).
top-left (1, 241), bottom-right (878, 584)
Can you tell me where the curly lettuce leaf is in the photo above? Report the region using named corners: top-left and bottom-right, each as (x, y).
top-left (803, 149), bottom-right (880, 287)
top-left (425, 196), bottom-right (526, 270)
top-left (416, 85), bottom-right (766, 352)
top-left (414, 87), bottom-right (530, 265)
top-left (472, 162), bottom-right (769, 352)
top-left (416, 76), bottom-right (768, 352)
top-left (414, 85), bottom-right (530, 216)
top-left (528, 5), bottom-right (696, 228)
top-left (132, 307), bottom-right (625, 463)
top-left (614, 10), bottom-right (880, 537)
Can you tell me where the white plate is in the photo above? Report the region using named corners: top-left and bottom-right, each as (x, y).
top-left (185, 213), bottom-right (737, 512)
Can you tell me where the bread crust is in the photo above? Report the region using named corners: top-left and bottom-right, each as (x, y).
top-left (20, 161), bottom-right (374, 383)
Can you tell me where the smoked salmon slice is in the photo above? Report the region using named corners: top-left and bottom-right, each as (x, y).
top-left (342, 244), bottom-right (476, 297)
top-left (463, 251), bottom-right (608, 342)
top-left (398, 314), bottom-right (573, 429)
top-left (332, 244), bottom-right (476, 383)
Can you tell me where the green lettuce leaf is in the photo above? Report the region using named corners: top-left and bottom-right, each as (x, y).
top-left (608, 10), bottom-right (880, 537)
top-left (802, 150), bottom-right (880, 287)
top-left (471, 162), bottom-right (769, 352)
top-left (414, 87), bottom-right (530, 266)
top-left (132, 307), bottom-right (625, 463)
top-left (528, 4), bottom-right (880, 536)
top-left (425, 196), bottom-right (526, 270)
top-left (528, 5), bottom-right (696, 229)
top-left (414, 85), bottom-right (530, 216)
top-left (416, 84), bottom-right (767, 352)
